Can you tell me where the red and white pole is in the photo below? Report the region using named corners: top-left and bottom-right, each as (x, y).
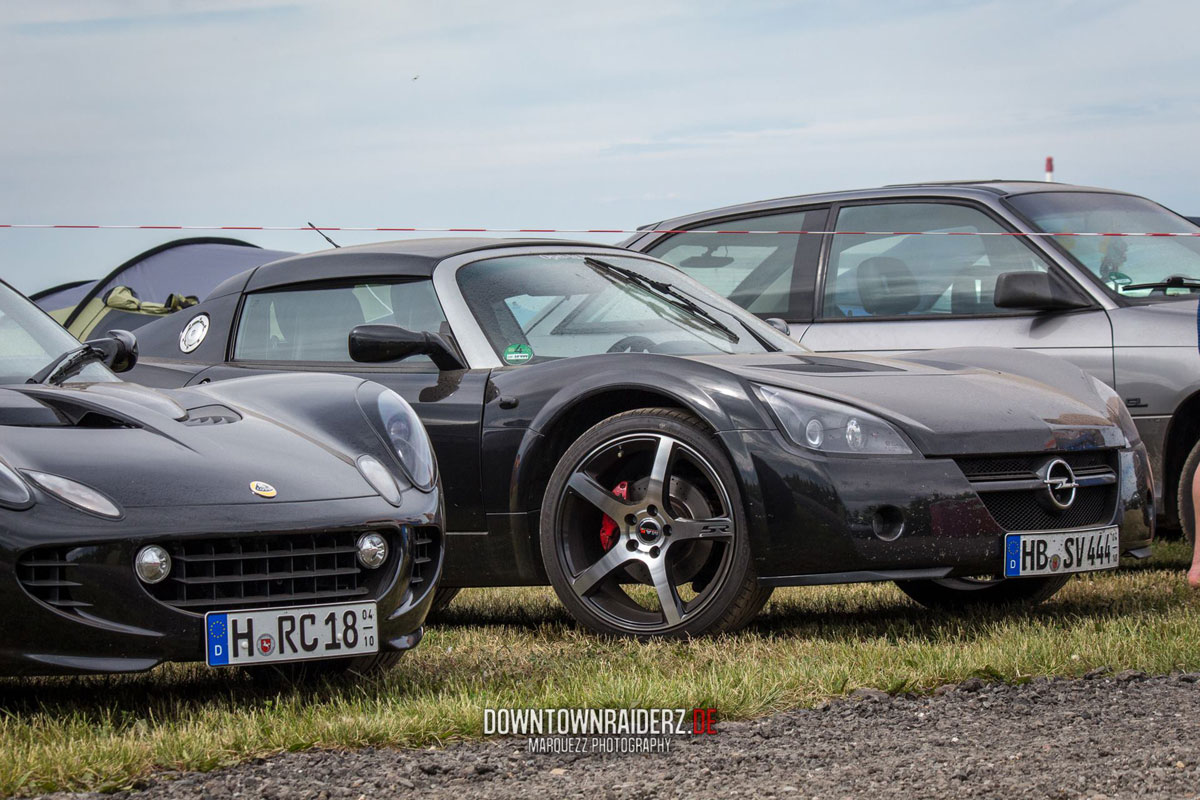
top-left (1045, 156), bottom-right (1054, 182)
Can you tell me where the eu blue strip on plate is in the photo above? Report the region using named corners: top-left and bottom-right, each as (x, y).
top-left (207, 614), bottom-right (230, 665)
top-left (1004, 535), bottom-right (1021, 577)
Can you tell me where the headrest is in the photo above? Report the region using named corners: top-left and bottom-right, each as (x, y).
top-left (856, 257), bottom-right (919, 316)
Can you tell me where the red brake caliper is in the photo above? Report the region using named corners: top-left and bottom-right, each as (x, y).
top-left (599, 481), bottom-right (629, 551)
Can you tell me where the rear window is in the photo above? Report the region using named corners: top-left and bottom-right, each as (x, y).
top-left (234, 281), bottom-right (446, 363)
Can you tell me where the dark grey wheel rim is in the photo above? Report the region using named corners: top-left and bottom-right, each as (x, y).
top-left (555, 432), bottom-right (737, 633)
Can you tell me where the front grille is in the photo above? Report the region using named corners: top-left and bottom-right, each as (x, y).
top-left (147, 531), bottom-right (389, 614)
top-left (16, 548), bottom-right (90, 612)
top-left (956, 451), bottom-right (1112, 481)
top-left (954, 450), bottom-right (1119, 532)
top-left (975, 486), bottom-right (1114, 531)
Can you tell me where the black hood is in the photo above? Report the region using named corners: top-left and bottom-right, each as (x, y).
top-left (696, 352), bottom-right (1126, 456)
top-left (0, 381), bottom-right (374, 508)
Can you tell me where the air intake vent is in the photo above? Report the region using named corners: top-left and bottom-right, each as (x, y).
top-left (16, 548), bottom-right (90, 612)
top-left (182, 404), bottom-right (242, 426)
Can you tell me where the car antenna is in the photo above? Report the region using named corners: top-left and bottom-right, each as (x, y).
top-left (307, 221), bottom-right (341, 248)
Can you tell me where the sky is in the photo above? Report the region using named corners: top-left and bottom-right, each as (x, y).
top-left (2, 0), bottom-right (1199, 294)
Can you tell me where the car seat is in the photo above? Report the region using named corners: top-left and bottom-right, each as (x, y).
top-left (855, 256), bottom-right (921, 316)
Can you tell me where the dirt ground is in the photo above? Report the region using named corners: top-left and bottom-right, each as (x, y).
top-left (39, 671), bottom-right (1200, 800)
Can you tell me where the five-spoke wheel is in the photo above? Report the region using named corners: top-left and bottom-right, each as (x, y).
top-left (540, 408), bottom-right (770, 638)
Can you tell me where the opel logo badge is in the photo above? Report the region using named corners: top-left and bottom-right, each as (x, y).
top-left (1039, 459), bottom-right (1079, 511)
top-left (249, 480), bottom-right (277, 499)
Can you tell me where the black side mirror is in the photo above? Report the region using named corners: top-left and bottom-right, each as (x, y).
top-left (994, 272), bottom-right (1090, 312)
top-left (348, 324), bottom-right (465, 371)
top-left (86, 329), bottom-right (138, 373)
top-left (764, 317), bottom-right (792, 336)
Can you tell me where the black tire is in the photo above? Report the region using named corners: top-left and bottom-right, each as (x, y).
top-left (244, 651), bottom-right (402, 685)
top-left (1177, 439), bottom-right (1200, 545)
top-left (428, 587), bottom-right (461, 615)
top-left (539, 407), bottom-right (764, 639)
top-left (895, 575), bottom-right (1071, 610)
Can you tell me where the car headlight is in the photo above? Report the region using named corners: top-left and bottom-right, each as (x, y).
top-left (754, 384), bottom-right (914, 456)
top-left (22, 470), bottom-right (123, 518)
top-left (1091, 377), bottom-right (1139, 445)
top-left (358, 386), bottom-right (436, 492)
top-left (357, 454), bottom-right (404, 506)
top-left (0, 461), bottom-right (32, 509)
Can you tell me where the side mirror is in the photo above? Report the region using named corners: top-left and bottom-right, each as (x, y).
top-left (764, 317), bottom-right (792, 336)
top-left (86, 329), bottom-right (138, 373)
top-left (994, 272), bottom-right (1090, 312)
top-left (348, 324), bottom-right (465, 371)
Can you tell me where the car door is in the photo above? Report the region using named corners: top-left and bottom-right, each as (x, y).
top-left (643, 207), bottom-right (828, 339)
top-left (188, 278), bottom-right (489, 533)
top-left (799, 200), bottom-right (1115, 383)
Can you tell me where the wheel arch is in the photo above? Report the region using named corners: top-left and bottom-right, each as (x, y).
top-left (1163, 388), bottom-right (1200, 524)
top-left (509, 373), bottom-right (767, 515)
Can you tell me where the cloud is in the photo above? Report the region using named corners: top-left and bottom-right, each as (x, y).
top-left (1, 0), bottom-right (1199, 293)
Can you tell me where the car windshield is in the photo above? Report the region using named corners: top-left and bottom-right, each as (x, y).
top-left (1008, 191), bottom-right (1200, 300)
top-left (456, 253), bottom-right (803, 364)
top-left (0, 282), bottom-right (111, 385)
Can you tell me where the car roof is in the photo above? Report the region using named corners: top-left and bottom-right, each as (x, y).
top-left (230, 237), bottom-right (607, 293)
top-left (638, 181), bottom-right (1140, 230)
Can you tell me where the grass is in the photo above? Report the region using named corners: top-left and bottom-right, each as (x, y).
top-left (2, 540), bottom-right (1197, 797)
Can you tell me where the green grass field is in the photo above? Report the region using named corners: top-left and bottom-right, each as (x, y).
top-left (2, 541), bottom-right (1197, 797)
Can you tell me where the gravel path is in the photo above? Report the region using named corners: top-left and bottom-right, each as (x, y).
top-left (46, 672), bottom-right (1200, 800)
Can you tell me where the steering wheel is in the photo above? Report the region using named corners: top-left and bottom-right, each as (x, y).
top-left (607, 335), bottom-right (656, 354)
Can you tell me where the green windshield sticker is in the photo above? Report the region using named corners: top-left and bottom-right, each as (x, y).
top-left (502, 343), bottom-right (533, 365)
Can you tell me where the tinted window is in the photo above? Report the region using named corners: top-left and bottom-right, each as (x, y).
top-left (234, 280), bottom-right (447, 363)
top-left (456, 254), bottom-right (801, 364)
top-left (1009, 191), bottom-right (1200, 299)
top-left (646, 209), bottom-right (825, 319)
top-left (821, 203), bottom-right (1051, 319)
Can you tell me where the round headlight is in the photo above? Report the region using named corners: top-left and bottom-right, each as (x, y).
top-left (135, 545), bottom-right (172, 584)
top-left (377, 390), bottom-right (436, 491)
top-left (356, 532), bottom-right (389, 569)
top-left (845, 418), bottom-right (864, 452)
top-left (804, 418), bottom-right (824, 448)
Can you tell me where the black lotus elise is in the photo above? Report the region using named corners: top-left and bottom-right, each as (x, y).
top-left (0, 280), bottom-right (443, 676)
top-left (125, 239), bottom-right (1154, 638)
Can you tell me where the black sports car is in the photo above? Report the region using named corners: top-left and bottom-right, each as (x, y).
top-left (126, 239), bottom-right (1154, 638)
top-left (0, 280), bottom-right (443, 676)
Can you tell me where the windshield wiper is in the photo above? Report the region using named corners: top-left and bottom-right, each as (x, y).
top-left (26, 344), bottom-right (104, 386)
top-left (1121, 276), bottom-right (1200, 292)
top-left (583, 257), bottom-right (739, 343)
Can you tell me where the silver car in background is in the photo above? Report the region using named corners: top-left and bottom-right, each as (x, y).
top-left (623, 182), bottom-right (1200, 538)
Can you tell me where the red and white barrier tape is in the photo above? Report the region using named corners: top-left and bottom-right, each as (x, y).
top-left (1, 224), bottom-right (1199, 237)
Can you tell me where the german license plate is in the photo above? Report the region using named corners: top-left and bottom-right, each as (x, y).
top-left (1003, 527), bottom-right (1120, 577)
top-left (205, 601), bottom-right (378, 667)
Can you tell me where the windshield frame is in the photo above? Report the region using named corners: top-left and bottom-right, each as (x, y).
top-left (1003, 190), bottom-right (1200, 306)
top-left (433, 246), bottom-right (807, 368)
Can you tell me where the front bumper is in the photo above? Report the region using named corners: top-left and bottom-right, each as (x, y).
top-left (722, 430), bottom-right (1155, 586)
top-left (0, 492), bottom-right (444, 676)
